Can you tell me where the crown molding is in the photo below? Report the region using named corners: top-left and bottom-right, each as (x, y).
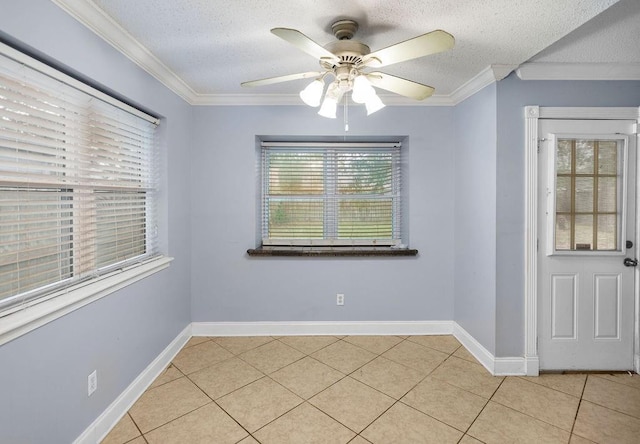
top-left (52, 1), bottom-right (511, 107)
top-left (449, 64), bottom-right (518, 104)
top-left (189, 93), bottom-right (455, 106)
top-left (376, 94), bottom-right (456, 107)
top-left (52, 0), bottom-right (198, 103)
top-left (516, 62), bottom-right (640, 81)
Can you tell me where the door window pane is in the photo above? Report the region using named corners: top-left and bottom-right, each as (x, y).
top-left (597, 215), bottom-right (617, 250)
top-left (598, 177), bottom-right (617, 212)
top-left (555, 139), bottom-right (621, 251)
top-left (555, 215), bottom-right (571, 250)
top-left (574, 177), bottom-right (593, 213)
top-left (555, 177), bottom-right (571, 212)
top-left (598, 141), bottom-right (617, 174)
top-left (575, 140), bottom-right (594, 174)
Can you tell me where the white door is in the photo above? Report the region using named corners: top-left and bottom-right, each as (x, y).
top-left (538, 119), bottom-right (637, 370)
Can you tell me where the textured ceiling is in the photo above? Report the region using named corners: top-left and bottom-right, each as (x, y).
top-left (59, 0), bottom-right (632, 101)
top-left (530, 0), bottom-right (640, 63)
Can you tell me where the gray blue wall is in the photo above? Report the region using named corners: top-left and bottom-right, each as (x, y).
top-left (453, 84), bottom-right (498, 354)
top-left (494, 74), bottom-right (640, 356)
top-left (2, 1), bottom-right (640, 441)
top-left (190, 105), bottom-right (456, 323)
top-left (0, 1), bottom-right (192, 442)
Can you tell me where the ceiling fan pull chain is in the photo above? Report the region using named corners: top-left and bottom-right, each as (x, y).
top-left (344, 94), bottom-right (349, 132)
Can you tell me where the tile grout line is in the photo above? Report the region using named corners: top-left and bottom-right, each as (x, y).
top-left (299, 339), bottom-right (397, 437)
top-left (214, 353), bottom-right (317, 433)
top-left (212, 338), bottom-right (367, 440)
top-left (577, 374), bottom-right (640, 421)
top-left (125, 412), bottom-right (146, 443)
top-left (484, 396), bottom-right (578, 437)
top-left (513, 374), bottom-right (585, 398)
top-left (137, 349), bottom-right (257, 441)
top-left (115, 335), bottom-right (597, 444)
top-left (110, 336), bottom-right (454, 443)
top-left (589, 372), bottom-right (640, 391)
top-left (418, 344), bottom-right (482, 435)
top-left (462, 374), bottom-right (508, 441)
top-left (143, 366), bottom-right (222, 437)
top-left (566, 373), bottom-right (589, 439)
top-left (352, 340), bottom-right (471, 439)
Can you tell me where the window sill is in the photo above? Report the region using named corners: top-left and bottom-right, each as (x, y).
top-left (0, 256), bottom-right (173, 346)
top-left (247, 247), bottom-right (418, 257)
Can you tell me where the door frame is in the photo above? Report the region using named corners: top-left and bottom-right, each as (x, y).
top-left (524, 106), bottom-right (640, 376)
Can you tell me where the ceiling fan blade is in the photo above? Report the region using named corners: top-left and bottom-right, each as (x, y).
top-left (361, 30), bottom-right (454, 68)
top-left (271, 28), bottom-right (340, 63)
top-left (366, 72), bottom-right (435, 100)
top-left (241, 71), bottom-right (324, 88)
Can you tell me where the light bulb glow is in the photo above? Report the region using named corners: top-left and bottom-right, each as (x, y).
top-left (365, 93), bottom-right (385, 115)
top-left (299, 79), bottom-right (324, 107)
top-left (318, 97), bottom-right (338, 118)
top-left (352, 75), bottom-right (375, 104)
top-left (318, 82), bottom-right (343, 118)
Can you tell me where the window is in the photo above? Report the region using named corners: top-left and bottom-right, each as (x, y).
top-left (0, 47), bottom-right (159, 317)
top-left (554, 138), bottom-right (624, 251)
top-left (260, 142), bottom-right (403, 247)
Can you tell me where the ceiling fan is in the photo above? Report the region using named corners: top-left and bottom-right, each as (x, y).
top-left (241, 19), bottom-right (455, 118)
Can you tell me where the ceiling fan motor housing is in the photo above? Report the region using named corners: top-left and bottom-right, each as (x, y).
top-left (331, 19), bottom-right (359, 40)
top-left (322, 40), bottom-right (371, 69)
top-left (323, 21), bottom-right (371, 90)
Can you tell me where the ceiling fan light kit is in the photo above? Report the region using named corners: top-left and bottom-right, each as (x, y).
top-left (242, 19), bottom-right (455, 119)
top-left (318, 81), bottom-right (343, 118)
top-left (365, 93), bottom-right (386, 116)
top-left (299, 77), bottom-right (325, 107)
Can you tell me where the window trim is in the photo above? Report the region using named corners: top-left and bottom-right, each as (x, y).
top-left (259, 141), bottom-right (405, 248)
top-left (546, 133), bottom-right (629, 256)
top-left (0, 41), bottom-right (169, 344)
top-left (0, 255), bottom-right (172, 346)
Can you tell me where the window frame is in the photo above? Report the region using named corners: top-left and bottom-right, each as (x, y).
top-left (546, 133), bottom-right (629, 256)
top-left (0, 42), bottom-right (170, 346)
top-left (259, 141), bottom-right (405, 249)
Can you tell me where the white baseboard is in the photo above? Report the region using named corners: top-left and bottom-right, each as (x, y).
top-left (75, 319), bottom-right (532, 443)
top-left (191, 320), bottom-right (453, 337)
top-left (494, 357), bottom-right (527, 376)
top-left (194, 321), bottom-right (530, 376)
top-left (452, 322), bottom-right (528, 376)
top-left (524, 356), bottom-right (540, 376)
top-left (74, 324), bottom-right (192, 444)
top-left (452, 322), bottom-right (496, 373)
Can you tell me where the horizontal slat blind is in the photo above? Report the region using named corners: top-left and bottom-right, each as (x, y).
top-left (0, 49), bottom-right (158, 315)
top-left (262, 142), bottom-right (402, 246)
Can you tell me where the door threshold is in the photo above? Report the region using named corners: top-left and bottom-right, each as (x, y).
top-left (540, 370), bottom-right (637, 375)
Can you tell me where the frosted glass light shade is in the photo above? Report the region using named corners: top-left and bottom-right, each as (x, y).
top-left (299, 79), bottom-right (324, 107)
top-left (365, 93), bottom-right (385, 115)
top-left (318, 82), bottom-right (343, 118)
top-left (352, 75), bottom-right (375, 104)
top-left (318, 97), bottom-right (338, 118)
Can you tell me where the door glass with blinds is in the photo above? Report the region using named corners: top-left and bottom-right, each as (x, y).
top-left (261, 142), bottom-right (402, 246)
top-left (549, 135), bottom-right (627, 254)
top-left (0, 49), bottom-right (158, 315)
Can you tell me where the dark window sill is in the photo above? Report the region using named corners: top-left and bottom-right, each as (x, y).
top-left (246, 246), bottom-right (418, 257)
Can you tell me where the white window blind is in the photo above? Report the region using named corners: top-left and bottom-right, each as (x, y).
top-left (0, 47), bottom-right (159, 316)
top-left (261, 142), bottom-right (402, 246)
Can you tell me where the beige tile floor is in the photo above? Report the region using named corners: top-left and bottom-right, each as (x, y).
top-left (101, 335), bottom-right (640, 444)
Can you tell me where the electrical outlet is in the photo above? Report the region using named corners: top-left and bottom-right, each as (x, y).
top-left (337, 293), bottom-right (344, 306)
top-left (88, 370), bottom-right (97, 396)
